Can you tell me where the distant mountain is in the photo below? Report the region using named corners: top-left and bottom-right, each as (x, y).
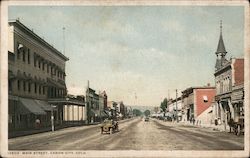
top-left (127, 105), bottom-right (155, 113)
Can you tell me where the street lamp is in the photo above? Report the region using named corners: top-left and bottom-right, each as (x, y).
top-left (51, 105), bottom-right (57, 132)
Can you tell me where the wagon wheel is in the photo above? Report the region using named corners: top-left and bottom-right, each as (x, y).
top-left (103, 126), bottom-right (109, 132)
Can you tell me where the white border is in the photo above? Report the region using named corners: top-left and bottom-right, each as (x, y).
top-left (1, 0), bottom-right (249, 158)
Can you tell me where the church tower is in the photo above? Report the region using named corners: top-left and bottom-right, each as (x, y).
top-left (215, 20), bottom-right (228, 70)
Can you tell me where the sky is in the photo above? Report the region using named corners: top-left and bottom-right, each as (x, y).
top-left (9, 5), bottom-right (244, 106)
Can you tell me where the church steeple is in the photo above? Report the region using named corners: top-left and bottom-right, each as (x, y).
top-left (216, 20), bottom-right (227, 57)
top-left (215, 20), bottom-right (228, 70)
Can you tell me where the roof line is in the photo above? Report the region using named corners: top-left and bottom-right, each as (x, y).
top-left (9, 19), bottom-right (69, 61)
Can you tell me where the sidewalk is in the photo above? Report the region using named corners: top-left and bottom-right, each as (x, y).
top-left (9, 123), bottom-right (98, 139)
top-left (9, 118), bottom-right (133, 138)
top-left (155, 119), bottom-right (231, 133)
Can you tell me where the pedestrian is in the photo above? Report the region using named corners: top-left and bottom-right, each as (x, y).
top-left (35, 118), bottom-right (41, 129)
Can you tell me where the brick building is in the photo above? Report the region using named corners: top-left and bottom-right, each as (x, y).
top-left (181, 87), bottom-right (216, 125)
top-left (214, 22), bottom-right (244, 131)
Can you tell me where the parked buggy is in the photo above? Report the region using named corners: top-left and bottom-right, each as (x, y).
top-left (229, 116), bottom-right (244, 136)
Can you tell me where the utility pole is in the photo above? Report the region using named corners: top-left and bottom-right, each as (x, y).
top-left (86, 80), bottom-right (89, 124)
top-left (63, 27), bottom-right (65, 55)
top-left (176, 89), bottom-right (178, 123)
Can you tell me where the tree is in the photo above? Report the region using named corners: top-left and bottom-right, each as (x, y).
top-left (133, 109), bottom-right (142, 116)
top-left (144, 110), bottom-right (151, 116)
top-left (160, 98), bottom-right (168, 116)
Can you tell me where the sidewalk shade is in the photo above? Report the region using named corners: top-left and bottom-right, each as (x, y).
top-left (35, 99), bottom-right (52, 112)
top-left (19, 98), bottom-right (46, 115)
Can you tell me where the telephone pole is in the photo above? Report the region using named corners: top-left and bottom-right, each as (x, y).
top-left (63, 27), bottom-right (65, 55)
top-left (176, 89), bottom-right (178, 123)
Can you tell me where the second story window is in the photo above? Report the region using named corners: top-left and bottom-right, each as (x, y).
top-left (27, 49), bottom-right (30, 64)
top-left (38, 61), bottom-right (41, 69)
top-left (47, 64), bottom-right (49, 73)
top-left (42, 62), bottom-right (45, 71)
top-left (22, 51), bottom-right (26, 62)
top-left (34, 83), bottom-right (37, 93)
top-left (34, 53), bottom-right (36, 67)
top-left (28, 82), bottom-right (31, 93)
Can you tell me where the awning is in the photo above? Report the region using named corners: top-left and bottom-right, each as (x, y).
top-left (35, 100), bottom-right (52, 111)
top-left (19, 98), bottom-right (46, 115)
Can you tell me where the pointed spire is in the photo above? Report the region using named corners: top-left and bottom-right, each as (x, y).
top-left (216, 20), bottom-right (227, 56)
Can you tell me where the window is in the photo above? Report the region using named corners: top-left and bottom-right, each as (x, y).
top-left (8, 80), bottom-right (12, 92)
top-left (203, 96), bottom-right (208, 103)
top-left (34, 83), bottom-right (37, 93)
top-left (23, 81), bottom-right (26, 91)
top-left (17, 43), bottom-right (23, 60)
top-left (38, 61), bottom-right (41, 69)
top-left (39, 85), bottom-right (41, 94)
top-left (43, 86), bottom-right (45, 95)
top-left (17, 50), bottom-right (20, 59)
top-left (8, 114), bottom-right (13, 124)
top-left (34, 53), bottom-right (36, 67)
top-left (28, 82), bottom-right (31, 93)
top-left (47, 64), bottom-right (49, 73)
top-left (22, 51), bottom-right (26, 62)
top-left (17, 80), bottom-right (20, 91)
top-left (42, 62), bottom-right (45, 71)
top-left (27, 49), bottom-right (30, 64)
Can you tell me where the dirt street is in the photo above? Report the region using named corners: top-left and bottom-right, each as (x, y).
top-left (9, 118), bottom-right (244, 150)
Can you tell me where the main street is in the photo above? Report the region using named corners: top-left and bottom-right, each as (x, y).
top-left (9, 118), bottom-right (243, 150)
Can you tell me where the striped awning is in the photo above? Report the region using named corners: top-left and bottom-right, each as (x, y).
top-left (19, 98), bottom-right (46, 115)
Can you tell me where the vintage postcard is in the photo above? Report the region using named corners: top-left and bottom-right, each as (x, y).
top-left (0, 0), bottom-right (249, 157)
